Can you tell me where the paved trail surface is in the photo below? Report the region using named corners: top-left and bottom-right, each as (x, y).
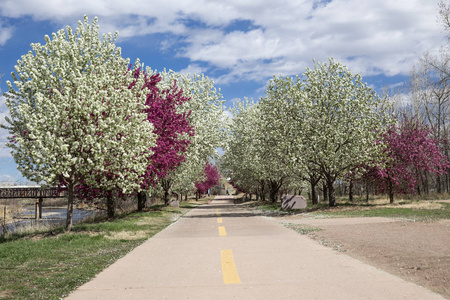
top-left (66, 196), bottom-right (444, 299)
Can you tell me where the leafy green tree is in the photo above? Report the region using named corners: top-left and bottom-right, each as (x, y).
top-left (3, 16), bottom-right (156, 230)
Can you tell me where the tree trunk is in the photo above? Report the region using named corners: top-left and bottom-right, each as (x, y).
top-left (307, 174), bottom-right (320, 205)
top-left (164, 190), bottom-right (170, 205)
top-left (311, 182), bottom-right (318, 205)
top-left (65, 182), bottom-right (74, 232)
top-left (349, 181), bottom-right (353, 202)
top-left (365, 180), bottom-right (369, 202)
top-left (137, 191), bottom-right (147, 211)
top-left (437, 175), bottom-right (442, 193)
top-left (184, 194), bottom-right (188, 202)
top-left (160, 179), bottom-right (172, 206)
top-left (269, 190), bottom-right (277, 203)
top-left (259, 180), bottom-right (266, 202)
top-left (107, 191), bottom-right (115, 218)
top-left (327, 177), bottom-right (336, 207)
top-left (388, 179), bottom-right (394, 204)
top-left (268, 180), bottom-right (282, 203)
top-left (445, 169), bottom-right (450, 193)
top-left (323, 182), bottom-right (328, 203)
top-left (423, 173), bottom-right (429, 194)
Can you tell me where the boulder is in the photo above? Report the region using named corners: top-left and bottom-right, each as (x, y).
top-left (281, 195), bottom-right (307, 210)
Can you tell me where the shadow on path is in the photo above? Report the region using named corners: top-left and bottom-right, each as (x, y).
top-left (182, 212), bottom-right (255, 219)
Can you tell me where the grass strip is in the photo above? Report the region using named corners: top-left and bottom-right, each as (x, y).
top-left (312, 205), bottom-right (450, 221)
top-left (283, 223), bottom-right (323, 235)
top-left (0, 205), bottom-right (188, 300)
top-left (246, 199), bottom-right (450, 221)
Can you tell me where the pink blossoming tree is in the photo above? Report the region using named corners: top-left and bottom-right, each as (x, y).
top-left (132, 68), bottom-right (194, 208)
top-left (363, 117), bottom-right (449, 203)
top-left (195, 162), bottom-right (221, 199)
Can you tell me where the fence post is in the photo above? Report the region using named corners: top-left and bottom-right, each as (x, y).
top-left (38, 197), bottom-right (43, 219)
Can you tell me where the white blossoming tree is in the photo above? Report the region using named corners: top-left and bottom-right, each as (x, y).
top-left (259, 75), bottom-right (323, 204)
top-left (222, 98), bottom-right (266, 198)
top-left (301, 58), bottom-right (392, 206)
top-left (3, 16), bottom-right (156, 230)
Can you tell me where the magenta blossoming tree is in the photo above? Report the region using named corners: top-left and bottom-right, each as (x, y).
top-left (364, 117), bottom-right (449, 203)
top-left (195, 162), bottom-right (221, 199)
top-left (132, 68), bottom-right (194, 209)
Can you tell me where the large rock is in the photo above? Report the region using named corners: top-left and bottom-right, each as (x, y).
top-left (169, 200), bottom-right (179, 208)
top-left (281, 195), bottom-right (307, 210)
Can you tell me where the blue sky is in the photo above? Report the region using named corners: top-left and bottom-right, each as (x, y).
top-left (0, 0), bottom-right (446, 184)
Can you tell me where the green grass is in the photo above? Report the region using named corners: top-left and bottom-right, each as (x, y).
top-left (257, 203), bottom-right (283, 211)
top-left (312, 203), bottom-right (450, 221)
top-left (283, 223), bottom-right (323, 235)
top-left (0, 205), bottom-right (187, 300)
top-left (246, 198), bottom-right (450, 222)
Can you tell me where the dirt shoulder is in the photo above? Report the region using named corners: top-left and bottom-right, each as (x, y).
top-left (272, 215), bottom-right (450, 299)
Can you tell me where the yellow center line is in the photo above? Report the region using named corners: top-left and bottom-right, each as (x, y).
top-left (217, 217), bottom-right (223, 223)
top-left (221, 250), bottom-right (241, 284)
top-left (218, 226), bottom-right (227, 236)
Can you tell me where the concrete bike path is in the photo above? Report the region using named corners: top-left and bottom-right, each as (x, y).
top-left (66, 196), bottom-right (444, 299)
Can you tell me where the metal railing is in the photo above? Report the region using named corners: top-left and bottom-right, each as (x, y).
top-left (0, 186), bottom-right (67, 220)
top-left (0, 186), bottom-right (67, 199)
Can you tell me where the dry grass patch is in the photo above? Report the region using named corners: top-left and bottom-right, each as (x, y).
top-left (68, 231), bottom-right (103, 237)
top-left (105, 230), bottom-right (149, 240)
top-left (0, 202), bottom-right (23, 225)
top-left (389, 202), bottom-right (444, 210)
top-left (135, 217), bottom-right (156, 226)
top-left (0, 289), bottom-right (15, 298)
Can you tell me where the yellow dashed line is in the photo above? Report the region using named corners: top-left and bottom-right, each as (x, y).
top-left (218, 226), bottom-right (227, 236)
top-left (217, 218), bottom-right (223, 223)
top-left (221, 250), bottom-right (241, 284)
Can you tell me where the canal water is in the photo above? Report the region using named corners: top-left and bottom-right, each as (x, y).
top-left (1, 206), bottom-right (102, 235)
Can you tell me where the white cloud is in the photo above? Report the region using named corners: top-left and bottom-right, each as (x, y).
top-left (178, 64), bottom-right (207, 77)
top-left (0, 95), bottom-right (11, 158)
top-left (0, 174), bottom-right (17, 185)
top-left (0, 22), bottom-right (13, 45)
top-left (0, 0), bottom-right (445, 83)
